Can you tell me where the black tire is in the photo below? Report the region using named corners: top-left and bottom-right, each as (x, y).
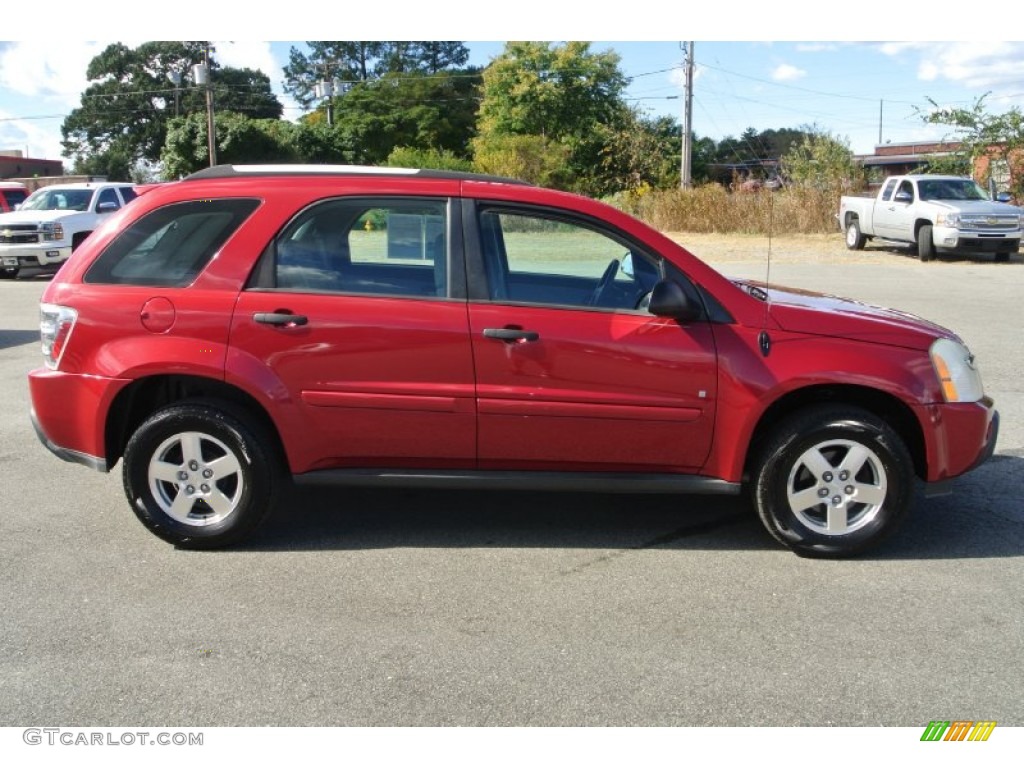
top-left (844, 219), bottom-right (866, 250)
top-left (994, 252), bottom-right (1010, 263)
top-left (122, 401), bottom-right (281, 549)
top-left (917, 224), bottom-right (935, 262)
top-left (0, 267), bottom-right (17, 280)
top-left (750, 405), bottom-right (914, 558)
top-left (71, 232), bottom-right (90, 252)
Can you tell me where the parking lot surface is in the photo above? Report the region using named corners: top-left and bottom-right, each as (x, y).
top-left (1, 242), bottom-right (1021, 726)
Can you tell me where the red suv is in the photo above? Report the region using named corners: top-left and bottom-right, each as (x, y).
top-left (28, 166), bottom-right (998, 557)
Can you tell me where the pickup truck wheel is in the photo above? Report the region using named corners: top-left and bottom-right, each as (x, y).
top-left (122, 401), bottom-right (280, 549)
top-left (845, 220), bottom-right (866, 250)
top-left (71, 232), bottom-right (90, 252)
top-left (0, 267), bottom-right (17, 280)
top-left (994, 252), bottom-right (1010, 263)
top-left (917, 224), bottom-right (936, 262)
top-left (750, 405), bottom-right (913, 558)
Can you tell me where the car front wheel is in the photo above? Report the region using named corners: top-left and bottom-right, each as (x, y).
top-left (122, 401), bottom-right (280, 549)
top-left (750, 405), bottom-right (913, 558)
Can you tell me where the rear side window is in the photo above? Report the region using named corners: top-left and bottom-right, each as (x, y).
top-left (2, 189), bottom-right (27, 208)
top-left (85, 199), bottom-right (259, 287)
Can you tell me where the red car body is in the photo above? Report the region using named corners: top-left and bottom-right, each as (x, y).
top-left (28, 167), bottom-right (998, 556)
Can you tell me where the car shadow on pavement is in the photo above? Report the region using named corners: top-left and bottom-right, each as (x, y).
top-left (240, 453), bottom-right (1024, 560)
top-left (865, 243), bottom-right (1022, 265)
top-left (0, 329), bottom-right (39, 351)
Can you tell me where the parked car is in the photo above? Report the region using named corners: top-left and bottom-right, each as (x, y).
top-left (28, 165), bottom-right (999, 557)
top-left (838, 174), bottom-right (1022, 261)
top-left (0, 181), bottom-right (137, 279)
top-left (0, 181), bottom-right (28, 212)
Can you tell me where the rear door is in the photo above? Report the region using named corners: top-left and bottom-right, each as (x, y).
top-left (230, 196), bottom-right (477, 473)
top-left (464, 201), bottom-right (718, 472)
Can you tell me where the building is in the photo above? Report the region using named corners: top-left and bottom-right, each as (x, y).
top-left (0, 150), bottom-right (64, 181)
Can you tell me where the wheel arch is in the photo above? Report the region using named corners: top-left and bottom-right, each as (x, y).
top-left (744, 384), bottom-right (926, 482)
top-left (104, 374), bottom-right (287, 472)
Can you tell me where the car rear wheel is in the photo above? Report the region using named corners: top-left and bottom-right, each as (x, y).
top-left (845, 219), bottom-right (866, 250)
top-left (122, 401), bottom-right (280, 549)
top-left (750, 405), bottom-right (913, 558)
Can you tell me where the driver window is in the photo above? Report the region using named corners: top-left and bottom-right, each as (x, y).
top-left (479, 209), bottom-right (660, 311)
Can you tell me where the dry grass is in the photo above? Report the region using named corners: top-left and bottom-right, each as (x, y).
top-left (612, 184), bottom-right (841, 235)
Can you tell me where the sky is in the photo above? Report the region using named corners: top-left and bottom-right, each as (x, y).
top-left (2, 4), bottom-right (1023, 165)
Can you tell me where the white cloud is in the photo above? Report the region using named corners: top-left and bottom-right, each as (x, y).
top-left (772, 64), bottom-right (806, 82)
top-left (880, 41), bottom-right (1024, 92)
top-left (0, 42), bottom-right (109, 107)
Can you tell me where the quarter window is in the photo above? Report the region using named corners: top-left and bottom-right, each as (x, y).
top-left (85, 199), bottom-right (259, 286)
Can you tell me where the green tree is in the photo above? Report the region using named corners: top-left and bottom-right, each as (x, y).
top-left (283, 41), bottom-right (470, 108)
top-left (384, 146), bottom-right (474, 172)
top-left (161, 112), bottom-right (298, 178)
top-left (780, 128), bottom-right (864, 190)
top-left (473, 41), bottom-right (630, 195)
top-left (472, 134), bottom-right (570, 187)
top-left (329, 70), bottom-right (482, 165)
top-left (62, 41), bottom-right (282, 178)
top-left (920, 94), bottom-right (1024, 196)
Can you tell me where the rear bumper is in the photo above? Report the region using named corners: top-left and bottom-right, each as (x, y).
top-left (28, 367), bottom-right (125, 473)
top-left (30, 406), bottom-right (107, 472)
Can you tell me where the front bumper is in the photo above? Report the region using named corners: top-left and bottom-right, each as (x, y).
top-left (919, 397), bottom-right (999, 491)
top-left (0, 244), bottom-right (72, 269)
top-left (932, 226), bottom-right (1021, 254)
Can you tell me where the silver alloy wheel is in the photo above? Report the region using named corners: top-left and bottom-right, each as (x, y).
top-left (845, 224), bottom-right (859, 248)
top-left (147, 431), bottom-right (244, 526)
top-left (785, 439), bottom-right (887, 536)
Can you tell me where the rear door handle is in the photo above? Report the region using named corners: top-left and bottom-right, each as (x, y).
top-left (482, 328), bottom-right (539, 342)
top-left (254, 311), bottom-right (308, 327)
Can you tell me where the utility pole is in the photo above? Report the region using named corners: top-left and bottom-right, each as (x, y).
top-left (192, 44), bottom-right (217, 167)
top-left (680, 42), bottom-right (695, 189)
top-left (878, 99), bottom-right (884, 147)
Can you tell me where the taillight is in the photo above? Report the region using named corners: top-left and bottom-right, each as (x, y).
top-left (40, 304), bottom-right (77, 369)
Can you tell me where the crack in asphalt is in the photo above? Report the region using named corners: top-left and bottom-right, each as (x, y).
top-left (558, 513), bottom-right (748, 577)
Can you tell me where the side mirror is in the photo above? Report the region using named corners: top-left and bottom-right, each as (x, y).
top-left (648, 279), bottom-right (702, 321)
top-left (894, 190), bottom-right (913, 204)
top-left (97, 202), bottom-right (119, 214)
top-left (996, 192), bottom-right (1012, 204)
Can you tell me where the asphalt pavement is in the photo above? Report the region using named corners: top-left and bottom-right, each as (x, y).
top-left (1, 252), bottom-right (1021, 727)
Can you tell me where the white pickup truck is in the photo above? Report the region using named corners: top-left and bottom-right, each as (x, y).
top-left (838, 174), bottom-right (1022, 262)
top-left (0, 182), bottom-right (138, 279)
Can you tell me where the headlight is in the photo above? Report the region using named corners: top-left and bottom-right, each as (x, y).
top-left (935, 212), bottom-right (960, 227)
top-left (930, 338), bottom-right (984, 402)
top-left (41, 222), bottom-right (64, 242)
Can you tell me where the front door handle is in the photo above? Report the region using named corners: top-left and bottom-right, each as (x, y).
top-left (254, 311), bottom-right (308, 327)
top-left (482, 327), bottom-right (540, 343)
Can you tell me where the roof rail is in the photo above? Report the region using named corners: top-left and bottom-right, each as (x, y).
top-left (183, 164), bottom-right (531, 186)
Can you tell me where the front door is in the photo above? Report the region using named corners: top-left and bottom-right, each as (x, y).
top-left (466, 205), bottom-right (718, 472)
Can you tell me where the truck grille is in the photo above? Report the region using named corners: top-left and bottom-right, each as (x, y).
top-left (960, 214), bottom-right (1020, 232)
top-left (0, 225), bottom-right (40, 244)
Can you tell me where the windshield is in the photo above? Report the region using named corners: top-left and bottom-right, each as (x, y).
top-left (20, 188), bottom-right (95, 212)
top-left (917, 179), bottom-right (990, 202)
